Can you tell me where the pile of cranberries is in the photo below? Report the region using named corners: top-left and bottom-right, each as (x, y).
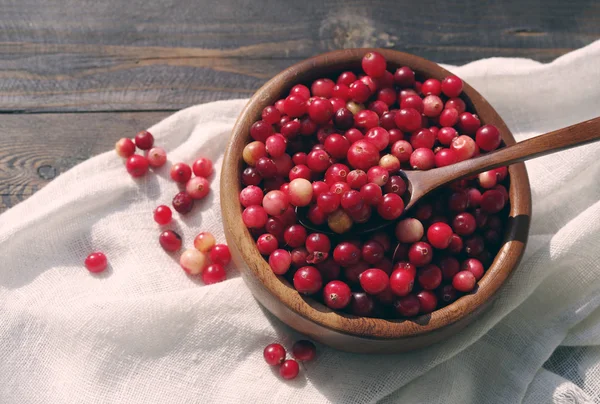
top-left (263, 340), bottom-right (316, 380)
top-left (86, 132), bottom-right (231, 285)
top-left (240, 51), bottom-right (509, 318)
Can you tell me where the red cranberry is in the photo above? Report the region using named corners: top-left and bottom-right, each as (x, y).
top-left (349, 292), bottom-right (374, 316)
top-left (395, 108), bottom-right (422, 132)
top-left (435, 148), bottom-right (458, 167)
top-left (476, 124), bottom-right (502, 151)
top-left (437, 127), bottom-right (458, 146)
top-left (262, 106), bottom-right (281, 125)
top-left (134, 130), bottom-right (154, 150)
top-left (311, 78), bottom-right (335, 98)
top-left (305, 233), bottom-right (331, 254)
top-left (354, 110), bottom-right (379, 130)
top-left (408, 241), bottom-right (433, 266)
top-left (458, 112), bottom-right (481, 135)
top-left (202, 264), bottom-right (226, 285)
top-left (283, 95), bottom-right (307, 117)
top-left (390, 268), bottom-right (414, 296)
top-left (84, 252), bottom-right (108, 273)
top-left (250, 120), bottom-right (274, 142)
top-left (411, 128), bottom-right (435, 149)
top-left (410, 148), bottom-right (435, 170)
top-left (349, 80), bottom-right (371, 103)
top-left (361, 51), bottom-right (387, 77)
top-left (292, 340), bottom-right (317, 361)
top-left (377, 88), bottom-right (397, 106)
top-left (451, 135), bottom-right (477, 161)
top-left (344, 128), bottom-right (364, 144)
top-left (209, 244), bottom-right (231, 266)
top-left (439, 256), bottom-right (460, 280)
top-left (240, 186), bottom-right (264, 208)
top-left (323, 280), bottom-right (352, 309)
top-left (332, 84), bottom-right (350, 100)
top-left (394, 67), bottom-right (415, 87)
top-left (115, 138), bottom-right (136, 158)
top-left (153, 205), bottom-right (172, 225)
top-left (360, 183), bottom-right (383, 206)
top-left (337, 71), bottom-right (357, 86)
top-left (452, 212), bottom-right (477, 236)
top-left (264, 135), bottom-right (287, 158)
top-left (264, 343), bottom-right (286, 366)
top-left (361, 241), bottom-right (384, 265)
top-left (279, 360), bottom-right (300, 380)
top-left (242, 205), bottom-right (268, 229)
top-left (290, 84), bottom-right (310, 99)
top-left (324, 163), bottom-right (349, 184)
top-left (462, 258), bottom-right (485, 280)
top-left (427, 222), bottom-right (453, 249)
top-left (159, 230), bottom-right (182, 252)
top-left (453, 270), bottom-right (477, 292)
top-left (394, 294), bottom-right (420, 317)
top-left (441, 76), bottom-right (463, 97)
top-left (417, 264), bottom-right (442, 290)
top-left (192, 157), bottom-right (213, 178)
top-left (464, 235), bottom-right (485, 257)
top-left (445, 97), bottom-right (466, 113)
top-left (126, 155), bottom-right (149, 177)
top-left (359, 268), bottom-right (389, 294)
top-left (449, 190), bottom-right (469, 212)
top-left (347, 169), bottom-right (368, 189)
top-left (480, 190), bottom-right (506, 213)
top-left (377, 193), bottom-right (404, 220)
top-left (341, 190), bottom-right (364, 212)
top-left (170, 162), bottom-right (192, 183)
top-left (333, 242), bottom-right (361, 266)
top-left (145, 147), bottom-right (166, 168)
top-left (269, 249), bottom-right (292, 274)
top-left (243, 141), bottom-right (267, 166)
top-left (186, 177), bottom-right (210, 200)
top-left (421, 79), bottom-right (442, 96)
top-left (391, 140), bottom-right (413, 162)
top-left (417, 290), bottom-right (438, 313)
top-left (284, 225), bottom-right (307, 248)
top-left (347, 140), bottom-right (380, 170)
top-left (281, 120), bottom-right (301, 139)
top-left (293, 266), bottom-right (323, 294)
top-left (400, 94), bottom-right (424, 113)
top-left (172, 192), bottom-right (194, 214)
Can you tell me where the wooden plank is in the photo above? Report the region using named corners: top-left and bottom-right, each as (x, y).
top-left (0, 0), bottom-right (598, 112)
top-left (0, 112), bottom-right (170, 213)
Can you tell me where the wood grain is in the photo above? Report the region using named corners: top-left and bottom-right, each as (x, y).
top-left (0, 0), bottom-right (598, 112)
top-left (0, 112), bottom-right (170, 213)
top-left (221, 48), bottom-right (532, 353)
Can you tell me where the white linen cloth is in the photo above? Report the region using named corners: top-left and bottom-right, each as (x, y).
top-left (1, 41), bottom-right (600, 404)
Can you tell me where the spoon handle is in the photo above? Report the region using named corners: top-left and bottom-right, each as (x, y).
top-left (426, 116), bottom-right (600, 186)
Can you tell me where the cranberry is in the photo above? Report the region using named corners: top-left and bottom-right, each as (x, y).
top-left (480, 190), bottom-right (506, 213)
top-left (360, 183), bottom-right (383, 205)
top-left (172, 192), bottom-right (194, 214)
top-left (476, 124), bottom-right (502, 151)
top-left (395, 108), bottom-right (422, 132)
top-left (467, 188), bottom-right (482, 208)
top-left (451, 135), bottom-right (477, 161)
top-left (210, 244), bottom-right (231, 266)
top-left (242, 141), bottom-right (266, 166)
top-left (377, 193), bottom-right (404, 220)
top-left (332, 84), bottom-right (350, 100)
top-left (400, 94), bottom-right (424, 113)
top-left (368, 100), bottom-right (389, 117)
top-left (170, 162), bottom-right (192, 183)
top-left (445, 97), bottom-right (466, 113)
top-left (348, 204), bottom-right (371, 224)
top-left (264, 343), bottom-right (286, 366)
top-left (441, 76), bottom-right (463, 97)
top-left (422, 95), bottom-right (443, 117)
top-left (306, 98), bottom-right (333, 125)
top-left (411, 128), bottom-right (436, 149)
top-left (462, 258), bottom-right (485, 280)
top-left (365, 127), bottom-right (390, 151)
top-left (180, 248), bottom-right (207, 275)
top-left (350, 292), bottom-right (374, 316)
top-left (323, 280), bottom-right (352, 309)
top-left (262, 106), bottom-right (281, 125)
top-left (453, 270), bottom-right (477, 292)
top-left (417, 290), bottom-right (438, 313)
top-left (410, 148), bottom-right (435, 170)
top-left (134, 130), bottom-right (154, 150)
top-left (465, 236), bottom-right (485, 257)
top-left (290, 84), bottom-right (310, 99)
top-left (126, 155), bottom-right (149, 177)
top-left (115, 138), bottom-right (136, 158)
top-left (394, 294), bottom-right (420, 317)
top-left (421, 78), bottom-right (441, 96)
top-left (394, 67), bottom-right (415, 87)
top-left (433, 148), bottom-right (458, 168)
top-left (309, 78), bottom-right (334, 98)
top-left (267, 249), bottom-right (291, 274)
top-left (377, 87), bottom-right (397, 106)
top-left (293, 266), bottom-right (323, 294)
top-left (202, 264), bottom-right (226, 284)
top-left (361, 51), bottom-right (387, 77)
top-left (84, 252), bottom-right (107, 273)
top-left (288, 178), bottom-right (313, 207)
top-left (282, 95), bottom-right (307, 118)
top-left (458, 112), bottom-right (481, 135)
top-left (408, 241), bottom-right (433, 266)
top-left (437, 127), bottom-right (458, 146)
top-left (391, 140), bottom-right (413, 162)
top-left (330, 181), bottom-right (351, 196)
top-left (354, 110), bottom-right (379, 130)
top-left (380, 111), bottom-right (397, 130)
top-left (305, 233), bottom-right (331, 254)
top-left (327, 209), bottom-right (354, 234)
top-left (338, 71), bottom-right (357, 86)
top-left (367, 166), bottom-right (389, 186)
top-left (417, 264), bottom-right (442, 290)
top-left (291, 340), bottom-right (316, 362)
top-left (448, 234), bottom-right (463, 254)
top-left (390, 268), bottom-right (414, 296)
top-left (360, 76), bottom-right (377, 93)
top-left (250, 120), bottom-right (274, 142)
top-left (415, 204), bottom-right (433, 221)
top-left (438, 256), bottom-right (460, 281)
top-left (324, 163), bottom-right (349, 184)
top-left (283, 225), bottom-right (306, 248)
top-left (153, 205), bottom-right (172, 225)
top-left (448, 190), bottom-right (469, 212)
top-left (452, 212), bottom-right (477, 236)
top-left (191, 157), bottom-right (213, 178)
top-left (186, 177), bottom-right (210, 200)
top-left (360, 241), bottom-right (384, 265)
top-left (340, 190), bottom-right (363, 212)
top-left (279, 360), bottom-right (300, 380)
top-left (349, 80), bottom-right (371, 103)
top-left (281, 120), bottom-right (301, 139)
top-left (344, 128), bottom-right (364, 144)
top-left (346, 140), bottom-right (380, 170)
top-left (347, 169), bottom-right (368, 189)
top-left (332, 242), bottom-right (361, 266)
top-left (194, 232), bottom-right (216, 253)
top-left (239, 186), bottom-right (264, 207)
top-left (395, 218), bottom-right (424, 243)
top-left (359, 268), bottom-right (389, 294)
top-left (427, 222), bottom-right (453, 249)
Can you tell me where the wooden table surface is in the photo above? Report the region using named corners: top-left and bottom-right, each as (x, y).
top-left (1, 0), bottom-right (598, 213)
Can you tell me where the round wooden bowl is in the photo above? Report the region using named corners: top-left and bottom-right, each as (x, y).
top-left (221, 49), bottom-right (531, 353)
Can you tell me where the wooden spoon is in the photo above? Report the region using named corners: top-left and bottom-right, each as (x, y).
top-left (298, 116), bottom-right (600, 235)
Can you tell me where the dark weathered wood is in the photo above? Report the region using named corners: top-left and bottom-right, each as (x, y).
top-left (0, 0), bottom-right (598, 112)
top-left (0, 112), bottom-right (170, 213)
top-left (221, 49), bottom-right (532, 353)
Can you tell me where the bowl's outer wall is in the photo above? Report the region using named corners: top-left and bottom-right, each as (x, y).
top-left (221, 48), bottom-right (531, 353)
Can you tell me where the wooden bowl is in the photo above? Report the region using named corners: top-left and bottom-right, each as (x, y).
top-left (221, 49), bottom-right (531, 353)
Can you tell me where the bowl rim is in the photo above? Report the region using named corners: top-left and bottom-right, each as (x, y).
top-left (221, 48), bottom-right (531, 339)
